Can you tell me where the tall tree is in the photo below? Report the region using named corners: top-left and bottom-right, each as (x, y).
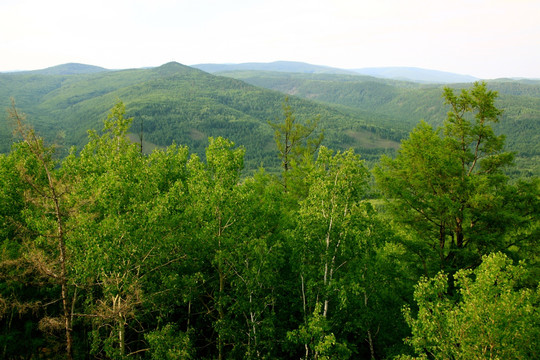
top-left (374, 82), bottom-right (523, 274)
top-left (185, 137), bottom-right (245, 360)
top-left (268, 96), bottom-right (323, 191)
top-left (288, 147), bottom-right (368, 359)
top-left (224, 170), bottom-right (286, 359)
top-left (63, 102), bottom-right (189, 357)
top-left (5, 102), bottom-right (75, 359)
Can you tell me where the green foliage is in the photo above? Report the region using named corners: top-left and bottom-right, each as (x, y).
top-left (222, 70), bottom-right (540, 177)
top-left (400, 252), bottom-right (539, 360)
top-left (145, 324), bottom-right (194, 360)
top-left (4, 64), bottom-right (538, 176)
top-left (287, 302), bottom-right (351, 360)
top-left (374, 82), bottom-right (532, 274)
top-left (0, 63), bottom-right (403, 171)
top-left (269, 96), bottom-right (323, 174)
top-left (285, 146), bottom-right (412, 358)
top-left (0, 86), bottom-right (537, 359)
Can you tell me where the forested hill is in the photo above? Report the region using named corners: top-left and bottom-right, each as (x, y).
top-left (0, 62), bottom-right (400, 171)
top-left (22, 63), bottom-right (110, 75)
top-left (1, 62), bottom-right (539, 176)
top-left (216, 70), bottom-right (540, 177)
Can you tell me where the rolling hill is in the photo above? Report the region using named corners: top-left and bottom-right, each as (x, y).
top-left (1, 61), bottom-right (538, 176)
top-left (0, 62), bottom-right (401, 172)
top-left (19, 62), bottom-right (110, 75)
top-left (214, 70), bottom-right (540, 177)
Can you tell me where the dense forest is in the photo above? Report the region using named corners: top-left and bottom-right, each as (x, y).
top-left (0, 81), bottom-right (538, 359)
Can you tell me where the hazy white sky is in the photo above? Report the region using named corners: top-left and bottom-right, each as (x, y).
top-left (1, 0), bottom-right (539, 79)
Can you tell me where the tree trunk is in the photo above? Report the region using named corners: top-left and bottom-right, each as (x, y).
top-left (10, 102), bottom-right (74, 360)
top-left (322, 215), bottom-right (334, 318)
top-left (119, 317), bottom-right (125, 357)
top-left (367, 329), bottom-right (376, 360)
top-left (53, 196), bottom-right (72, 360)
top-left (439, 223), bottom-right (446, 270)
top-left (248, 293), bottom-right (260, 359)
top-left (218, 266), bottom-right (225, 360)
top-left (217, 213), bottom-right (225, 360)
top-left (456, 214), bottom-right (464, 248)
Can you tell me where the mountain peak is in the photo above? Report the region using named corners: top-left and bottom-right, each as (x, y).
top-left (153, 61), bottom-right (195, 75)
top-left (32, 63), bottom-right (109, 75)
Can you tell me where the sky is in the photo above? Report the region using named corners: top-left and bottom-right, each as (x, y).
top-left (1, 0), bottom-right (539, 79)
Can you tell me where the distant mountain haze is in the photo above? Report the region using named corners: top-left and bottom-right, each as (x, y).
top-left (350, 67), bottom-right (479, 84)
top-left (192, 61), bottom-right (480, 83)
top-left (17, 63), bottom-right (109, 75)
top-left (4, 60), bottom-right (495, 83)
top-left (194, 61), bottom-right (359, 76)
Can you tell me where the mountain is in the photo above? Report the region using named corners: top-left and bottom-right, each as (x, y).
top-left (0, 62), bottom-right (400, 172)
top-left (193, 61), bottom-right (358, 75)
top-left (194, 61), bottom-right (480, 84)
top-left (214, 70), bottom-right (540, 177)
top-left (23, 63), bottom-right (110, 75)
top-left (351, 67), bottom-right (479, 83)
top-left (1, 61), bottom-right (537, 176)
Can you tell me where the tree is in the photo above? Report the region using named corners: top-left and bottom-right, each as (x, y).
top-left (268, 96), bottom-right (323, 191)
top-left (185, 137), bottom-right (245, 360)
top-left (335, 220), bottom-right (416, 360)
top-left (4, 101), bottom-right (75, 359)
top-left (374, 82), bottom-right (522, 274)
top-left (63, 101), bottom-right (189, 358)
top-left (399, 252), bottom-right (539, 360)
top-left (288, 146), bottom-right (369, 359)
top-left (222, 170), bottom-right (286, 359)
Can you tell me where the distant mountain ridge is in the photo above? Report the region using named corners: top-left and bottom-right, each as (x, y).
top-left (4, 61), bottom-right (531, 83)
top-left (21, 63), bottom-right (110, 75)
top-left (351, 67), bottom-right (479, 84)
top-left (194, 61), bottom-right (480, 84)
top-left (193, 61), bottom-right (359, 75)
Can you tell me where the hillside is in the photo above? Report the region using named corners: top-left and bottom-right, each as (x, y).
top-left (0, 62), bottom-right (400, 172)
top-left (24, 63), bottom-right (109, 75)
top-left (2, 62), bottom-right (538, 176)
top-left (216, 70), bottom-right (540, 177)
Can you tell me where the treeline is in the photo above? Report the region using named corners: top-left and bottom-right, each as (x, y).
top-left (0, 83), bottom-right (538, 359)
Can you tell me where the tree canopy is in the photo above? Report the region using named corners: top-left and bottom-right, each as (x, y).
top-left (0, 82), bottom-right (538, 359)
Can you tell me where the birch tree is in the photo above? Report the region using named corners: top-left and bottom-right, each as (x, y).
top-left (289, 146), bottom-right (368, 359)
top-left (185, 137), bottom-right (245, 360)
